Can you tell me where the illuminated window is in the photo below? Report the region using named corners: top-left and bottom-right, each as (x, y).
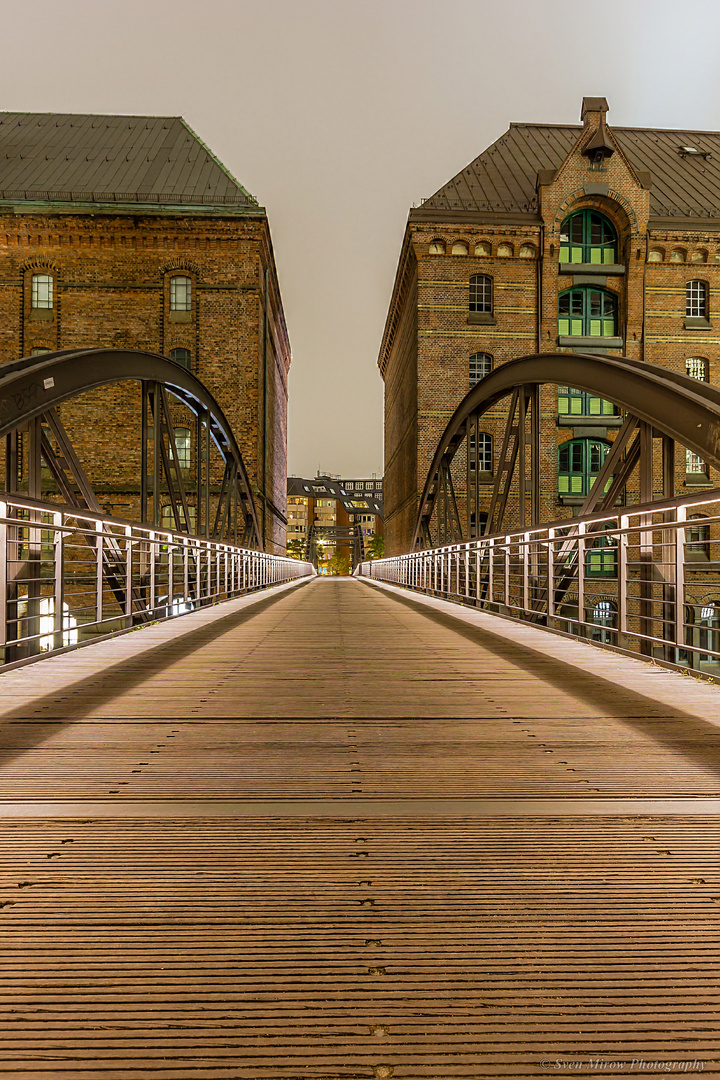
top-left (558, 387), bottom-right (618, 416)
top-left (558, 287), bottom-right (618, 338)
top-left (686, 357), bottom-right (708, 380)
top-left (170, 276), bottom-right (192, 311)
top-left (172, 427), bottom-right (191, 471)
top-left (686, 448), bottom-right (708, 475)
top-left (558, 438), bottom-right (610, 495)
top-left (559, 210), bottom-right (617, 264)
top-left (31, 274), bottom-right (53, 309)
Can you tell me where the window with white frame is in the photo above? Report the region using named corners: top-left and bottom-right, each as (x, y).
top-left (686, 448), bottom-right (708, 474)
top-left (686, 357), bottom-right (708, 380)
top-left (31, 274), bottom-right (53, 309)
top-left (469, 274), bottom-right (492, 313)
top-left (172, 427), bottom-right (192, 471)
top-left (469, 431), bottom-right (493, 472)
top-left (686, 280), bottom-right (707, 318)
top-left (170, 276), bottom-right (192, 311)
top-left (469, 352), bottom-right (492, 386)
top-left (170, 347), bottom-right (192, 370)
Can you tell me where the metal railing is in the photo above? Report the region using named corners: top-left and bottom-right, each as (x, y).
top-left (358, 490), bottom-right (720, 675)
top-left (0, 494), bottom-right (314, 668)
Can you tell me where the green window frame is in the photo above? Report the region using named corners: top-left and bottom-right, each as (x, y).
top-left (558, 287), bottom-right (618, 338)
top-left (585, 525), bottom-right (618, 578)
top-left (559, 210), bottom-right (618, 264)
top-left (558, 438), bottom-right (611, 496)
top-left (558, 387), bottom-right (619, 417)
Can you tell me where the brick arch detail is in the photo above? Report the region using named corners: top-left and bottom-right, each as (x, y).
top-left (160, 258), bottom-right (201, 277)
top-left (20, 258), bottom-right (59, 274)
top-left (551, 189), bottom-right (640, 237)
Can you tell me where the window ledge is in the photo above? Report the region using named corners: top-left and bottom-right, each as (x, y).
top-left (684, 476), bottom-right (713, 487)
top-left (558, 263), bottom-right (625, 276)
top-left (29, 309), bottom-right (53, 322)
top-left (558, 336), bottom-right (623, 349)
top-left (683, 317), bottom-right (712, 330)
top-left (169, 310), bottom-right (192, 323)
top-left (558, 415), bottom-right (623, 428)
top-left (467, 312), bottom-right (496, 325)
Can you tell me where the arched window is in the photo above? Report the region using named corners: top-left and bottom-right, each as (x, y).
top-left (558, 438), bottom-right (610, 496)
top-left (497, 242), bottom-right (513, 257)
top-left (686, 357), bottom-right (708, 380)
top-left (691, 249), bottom-right (708, 263)
top-left (687, 514), bottom-right (710, 560)
top-left (31, 273), bottom-right (53, 309)
top-left (469, 274), bottom-right (492, 313)
top-left (558, 287), bottom-right (618, 338)
top-left (686, 280), bottom-right (707, 318)
top-left (519, 244), bottom-right (536, 259)
top-left (474, 241), bottom-right (491, 257)
top-left (686, 448), bottom-right (708, 476)
top-left (172, 427), bottom-right (192, 471)
top-left (429, 239), bottom-right (445, 255)
top-left (452, 241), bottom-right (469, 255)
top-left (648, 248), bottom-right (664, 263)
top-left (469, 431), bottom-right (493, 473)
top-left (469, 352), bottom-right (492, 386)
top-left (170, 275), bottom-right (192, 311)
top-left (558, 386), bottom-right (619, 417)
top-left (30, 347), bottom-right (52, 356)
top-left (170, 347), bottom-right (192, 370)
top-left (698, 603), bottom-right (720, 661)
top-left (559, 210), bottom-right (617, 265)
top-left (589, 600), bottom-right (617, 644)
top-left (670, 248), bottom-right (686, 263)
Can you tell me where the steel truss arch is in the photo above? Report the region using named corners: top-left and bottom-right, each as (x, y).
top-left (0, 347), bottom-right (261, 548)
top-left (414, 352), bottom-right (720, 549)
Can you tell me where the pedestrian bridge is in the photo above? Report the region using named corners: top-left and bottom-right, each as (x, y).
top-left (0, 574), bottom-right (718, 1077)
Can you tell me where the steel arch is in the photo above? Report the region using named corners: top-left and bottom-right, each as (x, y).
top-left (413, 352), bottom-right (720, 549)
top-left (0, 348), bottom-right (261, 547)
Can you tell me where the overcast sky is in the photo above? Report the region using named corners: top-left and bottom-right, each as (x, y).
top-left (2, 0), bottom-right (720, 477)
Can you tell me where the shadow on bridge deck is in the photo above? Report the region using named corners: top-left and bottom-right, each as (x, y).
top-left (0, 576), bottom-right (717, 1076)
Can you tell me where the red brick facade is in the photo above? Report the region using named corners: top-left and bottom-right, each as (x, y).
top-left (380, 98), bottom-right (720, 554)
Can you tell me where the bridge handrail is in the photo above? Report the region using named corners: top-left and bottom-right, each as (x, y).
top-left (0, 493), bottom-right (314, 670)
top-left (358, 488), bottom-right (720, 674)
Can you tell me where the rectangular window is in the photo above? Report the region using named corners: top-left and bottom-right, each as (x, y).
top-left (170, 276), bottom-right (192, 311)
top-left (31, 274), bottom-right (53, 309)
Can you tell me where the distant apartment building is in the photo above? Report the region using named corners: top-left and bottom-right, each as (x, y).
top-left (287, 473), bottom-right (384, 566)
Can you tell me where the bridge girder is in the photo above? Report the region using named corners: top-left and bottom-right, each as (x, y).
top-left (414, 352), bottom-right (720, 549)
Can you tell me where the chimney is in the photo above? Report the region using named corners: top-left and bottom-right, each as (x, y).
top-left (580, 96), bottom-right (614, 164)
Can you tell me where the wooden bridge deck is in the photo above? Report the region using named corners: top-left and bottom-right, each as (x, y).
top-left (0, 576), bottom-right (718, 1078)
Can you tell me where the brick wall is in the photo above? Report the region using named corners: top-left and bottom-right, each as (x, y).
top-left (0, 210), bottom-right (291, 554)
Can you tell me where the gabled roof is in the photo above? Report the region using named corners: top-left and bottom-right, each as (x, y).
top-left (419, 123), bottom-right (720, 219)
top-left (0, 112), bottom-right (260, 211)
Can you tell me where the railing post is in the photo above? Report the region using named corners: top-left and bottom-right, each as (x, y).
top-left (503, 537), bottom-right (510, 612)
top-left (618, 514), bottom-right (628, 648)
top-left (522, 530), bottom-right (530, 615)
top-left (487, 538), bottom-right (494, 606)
top-left (675, 506), bottom-right (686, 658)
top-left (149, 530), bottom-right (156, 615)
top-left (577, 521), bottom-right (586, 637)
top-left (547, 528), bottom-right (555, 625)
top-left (95, 519), bottom-right (103, 631)
top-left (0, 501), bottom-right (6, 650)
top-left (125, 525), bottom-right (133, 627)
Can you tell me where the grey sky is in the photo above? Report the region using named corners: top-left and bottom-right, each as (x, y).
top-left (2, 0), bottom-right (719, 477)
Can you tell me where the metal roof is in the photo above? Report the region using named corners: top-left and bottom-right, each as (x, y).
top-left (420, 123), bottom-right (720, 219)
top-left (0, 112), bottom-right (260, 210)
top-left (288, 476), bottom-right (384, 518)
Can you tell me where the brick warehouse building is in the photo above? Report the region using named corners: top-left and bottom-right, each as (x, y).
top-left (0, 112), bottom-right (290, 553)
top-left (380, 96), bottom-right (720, 555)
